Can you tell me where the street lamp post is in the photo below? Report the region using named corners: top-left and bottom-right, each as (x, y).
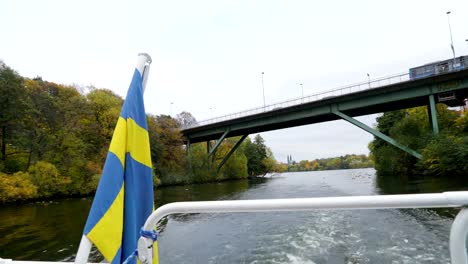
top-left (209, 108), bottom-right (213, 119)
top-left (170, 102), bottom-right (174, 117)
top-left (367, 73), bottom-right (370, 88)
top-left (300, 83), bottom-right (304, 103)
top-left (446, 11), bottom-right (456, 59)
top-left (261, 72), bottom-right (265, 108)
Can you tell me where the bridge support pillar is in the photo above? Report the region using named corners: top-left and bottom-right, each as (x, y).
top-left (217, 135), bottom-right (248, 172)
top-left (207, 140), bottom-right (212, 168)
top-left (208, 129), bottom-right (230, 158)
top-left (428, 94), bottom-right (439, 135)
top-left (187, 139), bottom-right (192, 173)
top-left (331, 108), bottom-right (422, 159)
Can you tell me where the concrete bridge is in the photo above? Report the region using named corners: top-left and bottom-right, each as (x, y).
top-left (181, 69), bottom-right (468, 170)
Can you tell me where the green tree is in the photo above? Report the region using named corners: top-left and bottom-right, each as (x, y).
top-left (188, 142), bottom-right (214, 183)
top-left (371, 108), bottom-right (426, 176)
top-left (262, 148), bottom-right (277, 173)
top-left (39, 82), bottom-right (96, 194)
top-left (419, 134), bottom-right (468, 176)
top-left (244, 135), bottom-right (271, 176)
top-left (371, 104), bottom-right (462, 177)
top-left (150, 115), bottom-right (187, 185)
top-left (217, 137), bottom-right (248, 180)
top-left (0, 62), bottom-right (27, 169)
top-left (85, 89), bottom-right (123, 161)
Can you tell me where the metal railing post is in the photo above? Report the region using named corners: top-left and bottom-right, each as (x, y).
top-left (450, 207), bottom-right (468, 264)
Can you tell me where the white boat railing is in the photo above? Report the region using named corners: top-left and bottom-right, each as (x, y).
top-left (137, 191), bottom-right (468, 264)
top-left (3, 191), bottom-right (467, 264)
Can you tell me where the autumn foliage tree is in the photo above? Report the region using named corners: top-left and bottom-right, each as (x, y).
top-left (0, 61), bottom-right (281, 203)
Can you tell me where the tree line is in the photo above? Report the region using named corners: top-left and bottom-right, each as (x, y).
top-left (370, 103), bottom-right (468, 177)
top-left (286, 154), bottom-right (373, 172)
top-left (0, 61), bottom-right (280, 203)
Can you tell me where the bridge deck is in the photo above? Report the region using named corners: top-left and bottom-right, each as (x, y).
top-left (182, 69), bottom-right (468, 144)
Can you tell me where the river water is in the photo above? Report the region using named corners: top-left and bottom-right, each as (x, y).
top-left (1, 168), bottom-right (467, 263)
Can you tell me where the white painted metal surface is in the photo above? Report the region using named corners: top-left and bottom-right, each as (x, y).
top-left (74, 236), bottom-right (92, 264)
top-left (136, 53), bottom-right (152, 93)
top-left (450, 208), bottom-right (468, 263)
top-left (139, 191), bottom-right (468, 264)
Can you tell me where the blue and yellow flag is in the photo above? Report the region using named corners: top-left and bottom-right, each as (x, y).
top-left (83, 67), bottom-right (156, 264)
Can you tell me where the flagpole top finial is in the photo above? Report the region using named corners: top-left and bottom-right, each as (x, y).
top-left (136, 53), bottom-right (152, 93)
top-left (138, 53), bottom-right (152, 64)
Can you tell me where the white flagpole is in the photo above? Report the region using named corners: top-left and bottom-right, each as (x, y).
top-left (74, 53), bottom-right (152, 264)
top-left (74, 236), bottom-right (92, 264)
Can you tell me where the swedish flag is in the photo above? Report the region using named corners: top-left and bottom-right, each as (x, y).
top-left (83, 62), bottom-right (157, 264)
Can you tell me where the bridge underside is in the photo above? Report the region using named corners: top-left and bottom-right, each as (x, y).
top-left (182, 69), bottom-right (468, 167)
top-left (184, 70), bottom-right (468, 142)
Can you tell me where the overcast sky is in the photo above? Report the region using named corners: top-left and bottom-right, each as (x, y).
top-left (2, 0), bottom-right (468, 162)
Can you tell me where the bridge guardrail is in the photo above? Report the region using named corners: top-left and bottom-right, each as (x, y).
top-left (183, 72), bottom-right (409, 130)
